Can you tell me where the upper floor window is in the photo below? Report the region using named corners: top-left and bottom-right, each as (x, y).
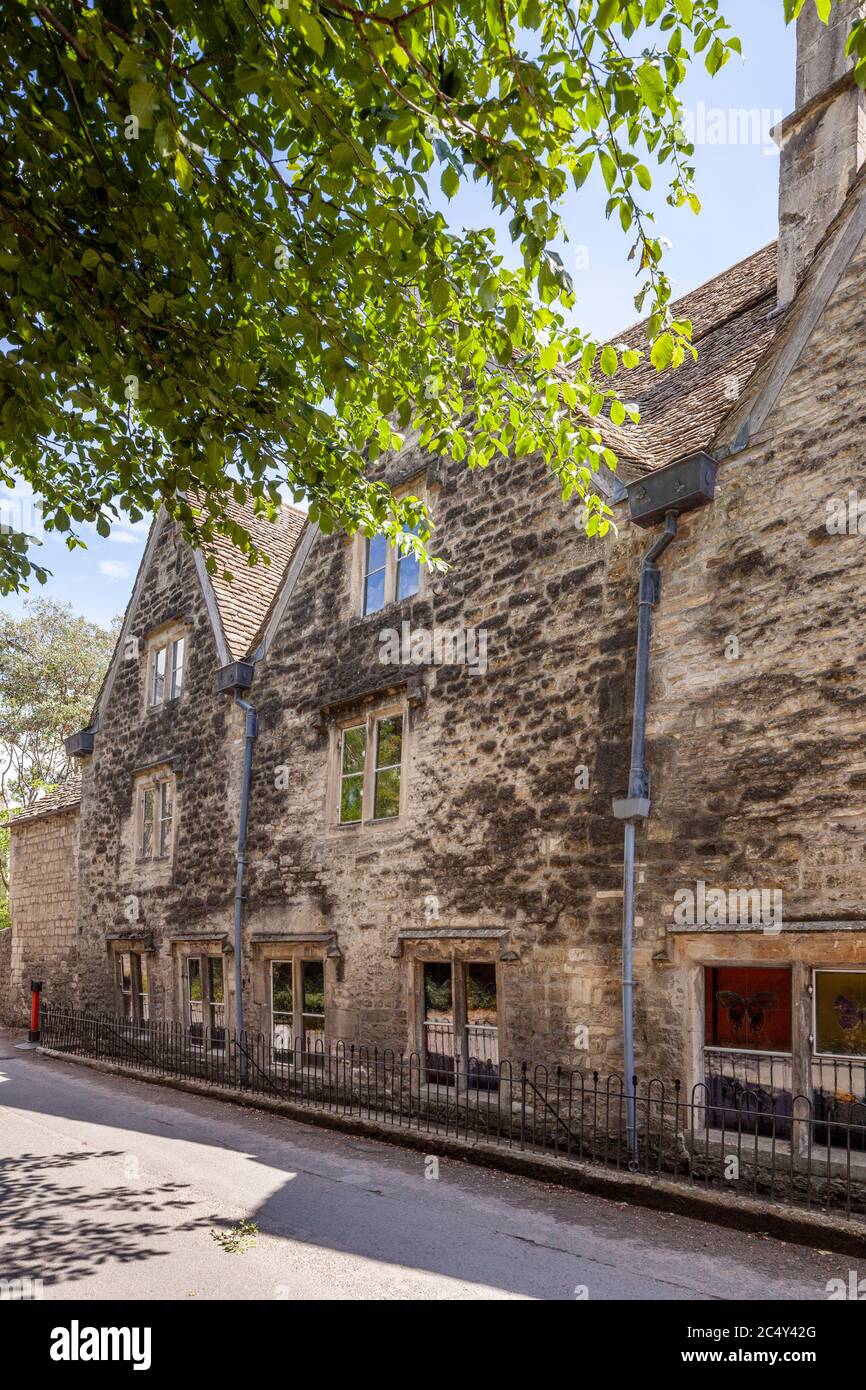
top-left (136, 771), bottom-right (175, 861)
top-left (358, 478), bottom-right (426, 616)
top-left (146, 631), bottom-right (186, 708)
top-left (362, 529), bottom-right (421, 615)
top-left (334, 708), bottom-right (405, 826)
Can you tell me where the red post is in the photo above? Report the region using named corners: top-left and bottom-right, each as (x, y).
top-left (29, 980), bottom-right (42, 1043)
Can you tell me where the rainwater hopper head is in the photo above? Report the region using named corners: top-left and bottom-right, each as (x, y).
top-left (625, 452), bottom-right (717, 529)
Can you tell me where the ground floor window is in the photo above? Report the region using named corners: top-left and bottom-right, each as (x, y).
top-left (703, 964), bottom-right (793, 1137)
top-left (269, 958), bottom-right (326, 1060)
top-left (421, 960), bottom-right (499, 1089)
top-left (812, 969), bottom-right (866, 1151)
top-left (115, 951), bottom-right (149, 1023)
top-left (187, 955), bottom-right (225, 1043)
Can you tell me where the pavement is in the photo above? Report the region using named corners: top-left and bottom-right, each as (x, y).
top-left (0, 1031), bottom-right (856, 1301)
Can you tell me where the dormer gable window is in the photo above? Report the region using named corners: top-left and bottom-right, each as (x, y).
top-left (144, 624), bottom-right (187, 710)
top-left (355, 475), bottom-right (428, 617)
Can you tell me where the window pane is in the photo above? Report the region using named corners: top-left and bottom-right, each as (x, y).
top-left (423, 963), bottom-right (454, 1085)
top-left (466, 963), bottom-right (497, 1023)
top-left (366, 534), bottom-right (387, 574)
top-left (374, 767), bottom-right (401, 819)
top-left (118, 953), bottom-right (132, 993)
top-left (340, 776), bottom-right (363, 823)
top-left (302, 960), bottom-right (324, 1016)
top-left (423, 962), bottom-right (453, 1018)
top-left (466, 963), bottom-right (499, 1088)
top-left (158, 782), bottom-right (173, 856)
top-left (363, 567), bottom-right (385, 615)
top-left (138, 956), bottom-right (149, 1022)
top-left (170, 637), bottom-right (185, 699)
top-left (341, 725), bottom-right (366, 774)
top-left (209, 957), bottom-right (224, 1004)
top-left (363, 535), bottom-right (388, 615)
top-left (272, 961), bottom-right (293, 1016)
top-left (396, 549), bottom-right (420, 601)
top-left (141, 789), bottom-right (154, 857)
top-left (375, 716), bottom-right (402, 770)
top-left (815, 971), bottom-right (866, 1056)
top-left (150, 647), bottom-right (166, 704)
top-left (705, 966), bottom-right (792, 1053)
top-left (188, 959), bottom-right (202, 1000)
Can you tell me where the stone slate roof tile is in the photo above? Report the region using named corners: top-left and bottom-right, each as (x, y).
top-left (9, 775), bottom-right (82, 828)
top-left (192, 497), bottom-right (307, 660)
top-left (601, 242), bottom-right (779, 471)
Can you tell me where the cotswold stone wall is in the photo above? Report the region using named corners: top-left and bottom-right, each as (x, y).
top-left (7, 808), bottom-right (80, 1024)
top-left (637, 233), bottom-right (866, 1087)
top-left (243, 444), bottom-right (643, 1069)
top-left (74, 517), bottom-right (242, 1018)
top-left (0, 926), bottom-right (13, 1025)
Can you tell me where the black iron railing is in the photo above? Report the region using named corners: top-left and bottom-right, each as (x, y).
top-left (39, 1003), bottom-right (866, 1223)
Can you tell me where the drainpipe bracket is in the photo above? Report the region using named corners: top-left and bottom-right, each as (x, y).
top-left (612, 796), bottom-right (651, 820)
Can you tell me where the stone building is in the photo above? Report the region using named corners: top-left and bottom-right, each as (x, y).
top-left (6, 5), bottom-right (866, 1126)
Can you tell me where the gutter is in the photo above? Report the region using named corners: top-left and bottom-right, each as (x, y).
top-left (612, 453), bottom-right (717, 1164)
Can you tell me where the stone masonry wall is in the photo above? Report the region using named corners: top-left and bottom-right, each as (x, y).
top-left (637, 231), bottom-right (866, 1089)
top-left (7, 808), bottom-right (80, 1024)
top-left (74, 517), bottom-right (242, 1019)
top-left (243, 442), bottom-right (644, 1070)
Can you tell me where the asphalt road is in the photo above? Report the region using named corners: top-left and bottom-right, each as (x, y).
top-left (0, 1033), bottom-right (854, 1301)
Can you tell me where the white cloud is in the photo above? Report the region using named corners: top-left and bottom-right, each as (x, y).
top-left (109, 529), bottom-right (144, 545)
top-left (99, 560), bottom-right (130, 580)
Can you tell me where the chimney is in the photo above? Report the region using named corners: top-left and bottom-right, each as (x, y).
top-left (775, 0), bottom-right (866, 308)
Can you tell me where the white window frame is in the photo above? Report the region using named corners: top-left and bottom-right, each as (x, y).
top-left (186, 954), bottom-right (226, 1036)
top-left (416, 957), bottom-right (501, 1090)
top-left (269, 956), bottom-right (326, 1054)
top-left (355, 479), bottom-right (427, 616)
top-left (145, 626), bottom-right (188, 710)
top-left (330, 703), bottom-right (407, 828)
top-left (135, 770), bottom-right (176, 862)
top-left (115, 950), bottom-right (149, 1023)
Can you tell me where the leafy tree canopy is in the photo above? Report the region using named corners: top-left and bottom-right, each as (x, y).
top-left (0, 598), bottom-right (118, 925)
top-left (0, 0), bottom-right (856, 593)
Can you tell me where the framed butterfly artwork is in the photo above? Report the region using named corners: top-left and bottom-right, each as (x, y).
top-left (704, 965), bottom-right (792, 1053)
top-left (814, 970), bottom-right (866, 1057)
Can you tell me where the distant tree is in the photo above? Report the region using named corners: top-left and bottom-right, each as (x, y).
top-left (0, 598), bottom-right (117, 925)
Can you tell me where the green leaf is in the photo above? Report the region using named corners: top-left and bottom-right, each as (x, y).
top-left (599, 345), bottom-right (618, 376)
top-left (650, 334), bottom-right (675, 371)
top-left (637, 63), bottom-right (665, 116)
top-left (174, 151), bottom-right (193, 192)
top-left (286, 1), bottom-right (325, 57)
top-left (441, 164), bottom-right (460, 199)
top-left (129, 82), bottom-right (158, 129)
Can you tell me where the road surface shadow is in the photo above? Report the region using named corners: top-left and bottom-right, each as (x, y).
top-left (0, 1149), bottom-right (207, 1284)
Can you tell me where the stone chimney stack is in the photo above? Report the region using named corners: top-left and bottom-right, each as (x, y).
top-left (776, 0), bottom-right (866, 307)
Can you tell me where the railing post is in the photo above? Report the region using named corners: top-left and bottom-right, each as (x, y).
top-left (28, 980), bottom-right (43, 1043)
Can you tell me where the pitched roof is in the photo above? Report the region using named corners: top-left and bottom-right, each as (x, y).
top-left (190, 496), bottom-right (307, 660)
top-left (9, 775), bottom-right (81, 828)
top-left (602, 242), bottom-right (780, 471)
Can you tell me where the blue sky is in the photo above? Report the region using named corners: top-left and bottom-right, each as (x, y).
top-left (1, 2), bottom-right (795, 631)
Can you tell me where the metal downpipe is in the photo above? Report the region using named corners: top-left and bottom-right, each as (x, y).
top-left (621, 509), bottom-right (678, 1164)
top-left (233, 693), bottom-right (257, 1084)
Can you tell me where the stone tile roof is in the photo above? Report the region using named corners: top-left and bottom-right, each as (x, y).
top-left (9, 775), bottom-right (82, 828)
top-left (603, 242), bottom-right (780, 470)
top-left (192, 497), bottom-right (307, 659)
